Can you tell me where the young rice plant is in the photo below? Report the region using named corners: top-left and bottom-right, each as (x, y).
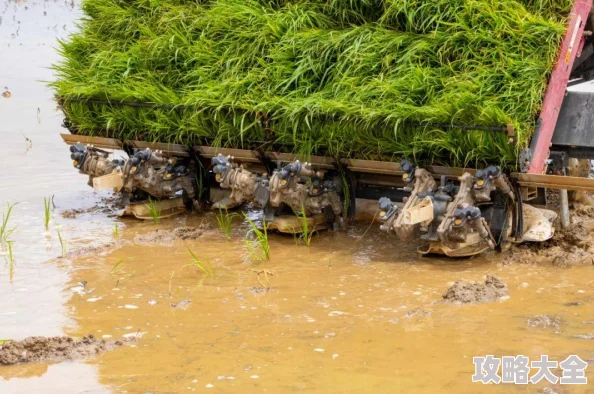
top-left (51, 0), bottom-right (571, 169)
top-left (215, 208), bottom-right (235, 239)
top-left (187, 248), bottom-right (214, 277)
top-left (145, 198), bottom-right (161, 224)
top-left (0, 202), bottom-right (16, 246)
top-left (43, 197), bottom-right (51, 230)
top-left (244, 215), bottom-right (270, 261)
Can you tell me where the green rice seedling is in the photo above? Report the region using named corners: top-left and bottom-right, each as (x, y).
top-left (0, 202), bottom-right (16, 246)
top-left (109, 258), bottom-right (125, 274)
top-left (196, 165), bottom-right (206, 202)
top-left (43, 197), bottom-right (51, 230)
top-left (215, 208), bottom-right (236, 239)
top-left (113, 223), bottom-right (119, 237)
top-left (340, 171), bottom-right (351, 221)
top-left (57, 230), bottom-right (66, 258)
top-left (145, 198), bottom-right (161, 224)
top-left (51, 0), bottom-right (571, 169)
top-left (7, 241), bottom-right (14, 265)
top-left (244, 215), bottom-right (270, 261)
top-left (294, 207), bottom-right (316, 248)
top-left (6, 241), bottom-right (15, 283)
top-left (291, 230), bottom-right (300, 246)
top-left (187, 248), bottom-right (214, 277)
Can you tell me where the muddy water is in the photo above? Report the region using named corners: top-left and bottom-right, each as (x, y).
top-left (1, 1), bottom-right (118, 391)
top-left (0, 0), bottom-right (115, 336)
top-left (4, 216), bottom-right (594, 393)
top-left (2, 1), bottom-right (594, 393)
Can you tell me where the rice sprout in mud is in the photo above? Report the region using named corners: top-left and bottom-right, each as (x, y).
top-left (186, 248), bottom-right (214, 277)
top-left (109, 259), bottom-right (125, 274)
top-left (145, 198), bottom-right (161, 224)
top-left (0, 202), bottom-right (17, 246)
top-left (57, 230), bottom-right (66, 258)
top-left (43, 197), bottom-right (51, 230)
top-left (6, 241), bottom-right (14, 265)
top-left (294, 207), bottom-right (317, 248)
top-left (5, 240), bottom-right (15, 284)
top-left (215, 208), bottom-right (236, 239)
top-left (113, 223), bottom-right (119, 237)
top-left (244, 215), bottom-right (270, 262)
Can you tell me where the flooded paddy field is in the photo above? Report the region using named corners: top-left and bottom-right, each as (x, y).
top-left (2, 1), bottom-right (594, 393)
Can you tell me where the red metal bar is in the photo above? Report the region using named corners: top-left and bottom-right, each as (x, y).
top-left (527, 0), bottom-right (593, 174)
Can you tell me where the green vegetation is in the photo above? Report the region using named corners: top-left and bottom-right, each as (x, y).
top-left (0, 202), bottom-right (16, 246)
top-left (244, 215), bottom-right (270, 261)
top-left (215, 208), bottom-right (236, 239)
top-left (52, 0), bottom-right (571, 168)
top-left (5, 240), bottom-right (15, 283)
top-left (6, 241), bottom-right (14, 265)
top-left (295, 208), bottom-right (316, 247)
top-left (57, 230), bottom-right (66, 258)
top-left (113, 223), bottom-right (119, 237)
top-left (109, 258), bottom-right (125, 274)
top-left (145, 198), bottom-right (161, 224)
top-left (43, 197), bottom-right (51, 230)
top-left (187, 248), bottom-right (214, 277)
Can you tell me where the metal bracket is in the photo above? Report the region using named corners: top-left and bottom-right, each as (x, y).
top-left (513, 172), bottom-right (594, 193)
top-left (547, 151), bottom-right (568, 174)
top-left (527, 0), bottom-right (593, 174)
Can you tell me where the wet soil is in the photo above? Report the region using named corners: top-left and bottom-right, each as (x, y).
top-left (66, 241), bottom-right (118, 258)
top-left (134, 224), bottom-right (213, 245)
top-left (60, 195), bottom-right (120, 218)
top-left (441, 275), bottom-right (509, 304)
top-left (0, 336), bottom-right (123, 366)
top-left (62, 223), bottom-right (214, 259)
top-left (504, 205), bottom-right (594, 267)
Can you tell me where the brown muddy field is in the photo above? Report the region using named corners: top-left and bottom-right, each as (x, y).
top-left (2, 1), bottom-right (594, 394)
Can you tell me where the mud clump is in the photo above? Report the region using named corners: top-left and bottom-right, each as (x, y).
top-left (135, 225), bottom-right (212, 245)
top-left (441, 275), bottom-right (508, 305)
top-left (170, 300), bottom-right (192, 310)
top-left (504, 206), bottom-right (594, 267)
top-left (66, 242), bottom-right (117, 258)
top-left (0, 335), bottom-right (123, 366)
top-left (61, 195), bottom-right (120, 219)
top-left (61, 207), bottom-right (115, 219)
top-left (61, 209), bottom-right (83, 219)
top-left (527, 315), bottom-right (562, 330)
top-left (564, 301), bottom-right (582, 307)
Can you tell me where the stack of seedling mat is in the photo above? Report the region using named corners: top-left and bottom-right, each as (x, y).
top-left (53, 0), bottom-right (572, 168)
